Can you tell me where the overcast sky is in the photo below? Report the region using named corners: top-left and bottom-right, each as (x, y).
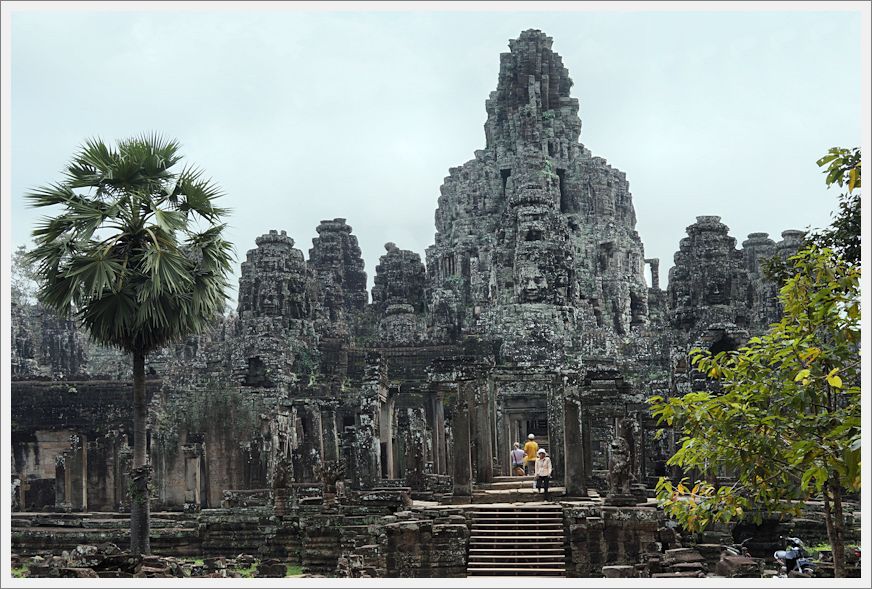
top-left (9, 8), bottom-right (863, 301)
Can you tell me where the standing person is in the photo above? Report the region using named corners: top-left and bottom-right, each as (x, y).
top-left (535, 449), bottom-right (553, 500)
top-left (523, 434), bottom-right (539, 475)
top-left (510, 442), bottom-right (526, 476)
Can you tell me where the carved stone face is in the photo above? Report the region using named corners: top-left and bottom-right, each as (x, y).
top-left (517, 264), bottom-right (548, 303)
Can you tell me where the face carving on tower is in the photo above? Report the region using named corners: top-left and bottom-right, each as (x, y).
top-left (516, 263), bottom-right (549, 303)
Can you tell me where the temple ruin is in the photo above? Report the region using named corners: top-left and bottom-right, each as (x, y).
top-left (10, 30), bottom-right (858, 578)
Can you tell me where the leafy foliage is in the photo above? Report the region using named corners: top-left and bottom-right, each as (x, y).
top-left (24, 134), bottom-right (234, 354)
top-left (810, 147), bottom-right (861, 266)
top-left (11, 245), bottom-right (38, 305)
top-left (764, 147), bottom-right (861, 283)
top-left (649, 246), bottom-right (860, 532)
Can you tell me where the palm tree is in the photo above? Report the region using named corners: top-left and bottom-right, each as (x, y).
top-left (25, 134), bottom-right (233, 555)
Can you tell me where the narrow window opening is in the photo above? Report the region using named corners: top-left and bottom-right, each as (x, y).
top-left (501, 169), bottom-right (511, 198)
top-left (557, 169), bottom-right (569, 212)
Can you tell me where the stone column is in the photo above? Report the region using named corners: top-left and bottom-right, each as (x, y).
top-left (80, 437), bottom-right (88, 511)
top-left (351, 352), bottom-right (385, 490)
top-left (379, 392), bottom-right (396, 479)
top-left (452, 383), bottom-right (473, 498)
top-left (55, 459), bottom-right (70, 510)
top-left (403, 408), bottom-right (427, 491)
top-left (563, 397), bottom-right (586, 497)
top-left (428, 393), bottom-right (448, 475)
top-left (182, 442), bottom-right (203, 511)
top-left (15, 474), bottom-right (26, 511)
top-left (546, 383), bottom-right (564, 484)
top-left (473, 379), bottom-right (494, 484)
top-left (582, 410), bottom-right (593, 482)
top-left (321, 406), bottom-right (339, 463)
top-left (429, 395), bottom-right (440, 474)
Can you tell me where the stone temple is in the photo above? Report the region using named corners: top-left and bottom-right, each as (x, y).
top-left (11, 30), bottom-right (857, 578)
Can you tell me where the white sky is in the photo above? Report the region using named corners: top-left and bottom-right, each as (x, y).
top-left (7, 6), bottom-right (864, 301)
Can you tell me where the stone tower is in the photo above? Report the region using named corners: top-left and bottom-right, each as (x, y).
top-left (234, 230), bottom-right (318, 389)
top-left (426, 29), bottom-right (650, 365)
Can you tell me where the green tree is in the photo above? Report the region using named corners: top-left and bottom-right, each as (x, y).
top-left (649, 246), bottom-right (860, 576)
top-left (764, 147), bottom-right (861, 283)
top-left (24, 135), bottom-right (233, 555)
top-left (811, 147), bottom-right (861, 266)
top-left (11, 244), bottom-right (38, 306)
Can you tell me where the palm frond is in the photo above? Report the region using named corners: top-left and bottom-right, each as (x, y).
top-left (25, 183), bottom-right (76, 207)
top-left (27, 133), bottom-right (233, 355)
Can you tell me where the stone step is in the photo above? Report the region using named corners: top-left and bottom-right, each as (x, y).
top-left (467, 567), bottom-right (565, 575)
top-left (467, 506), bottom-right (563, 512)
top-left (469, 555), bottom-right (565, 562)
top-left (492, 476), bottom-right (535, 483)
top-left (476, 481), bottom-right (550, 490)
top-left (470, 539), bottom-right (563, 545)
top-left (468, 562), bottom-right (565, 568)
top-left (469, 547), bottom-right (564, 552)
top-left (472, 516), bottom-right (563, 522)
top-left (470, 523), bottom-right (563, 534)
top-left (466, 504), bottom-right (567, 578)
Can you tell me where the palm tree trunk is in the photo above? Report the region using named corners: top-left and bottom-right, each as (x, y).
top-left (130, 350), bottom-right (151, 555)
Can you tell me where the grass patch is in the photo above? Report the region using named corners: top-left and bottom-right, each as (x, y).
top-left (286, 564), bottom-right (303, 577)
top-left (12, 566), bottom-right (28, 578)
top-left (236, 565), bottom-right (256, 578)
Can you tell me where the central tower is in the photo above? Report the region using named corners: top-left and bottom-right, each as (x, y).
top-left (426, 29), bottom-right (650, 366)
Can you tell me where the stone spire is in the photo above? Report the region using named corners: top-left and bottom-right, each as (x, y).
top-left (426, 29), bottom-right (650, 356)
top-left (309, 218), bottom-right (368, 339)
top-left (484, 29), bottom-right (581, 157)
top-left (237, 229), bottom-right (312, 323)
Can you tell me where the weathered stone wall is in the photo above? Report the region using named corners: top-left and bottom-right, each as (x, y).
top-left (564, 505), bottom-right (664, 577)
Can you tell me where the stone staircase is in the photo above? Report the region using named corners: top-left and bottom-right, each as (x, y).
top-left (465, 502), bottom-right (566, 576)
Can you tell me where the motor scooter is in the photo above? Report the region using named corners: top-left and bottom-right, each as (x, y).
top-left (774, 536), bottom-right (816, 577)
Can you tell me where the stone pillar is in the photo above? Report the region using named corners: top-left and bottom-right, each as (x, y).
top-left (435, 395), bottom-right (447, 475)
top-left (351, 352), bottom-right (385, 490)
top-left (182, 442), bottom-right (203, 511)
top-left (563, 397), bottom-right (587, 497)
top-left (55, 459), bottom-right (70, 511)
top-left (473, 379), bottom-right (494, 484)
top-left (60, 436), bottom-right (88, 511)
top-left (582, 410), bottom-right (593, 482)
top-left (452, 383), bottom-right (473, 499)
top-left (403, 408), bottom-right (427, 492)
top-left (546, 383), bottom-right (564, 483)
top-left (350, 418), bottom-right (381, 491)
top-left (379, 391), bottom-right (396, 479)
top-left (295, 403), bottom-right (323, 482)
top-left (80, 437), bottom-right (88, 511)
top-left (115, 443), bottom-right (133, 511)
top-left (15, 474), bottom-right (26, 511)
top-left (321, 406), bottom-right (339, 463)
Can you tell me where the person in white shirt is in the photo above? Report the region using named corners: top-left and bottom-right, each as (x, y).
top-left (510, 442), bottom-right (526, 476)
top-left (534, 448), bottom-right (553, 500)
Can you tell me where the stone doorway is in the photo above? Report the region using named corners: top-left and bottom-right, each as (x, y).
top-left (503, 409), bottom-right (549, 475)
